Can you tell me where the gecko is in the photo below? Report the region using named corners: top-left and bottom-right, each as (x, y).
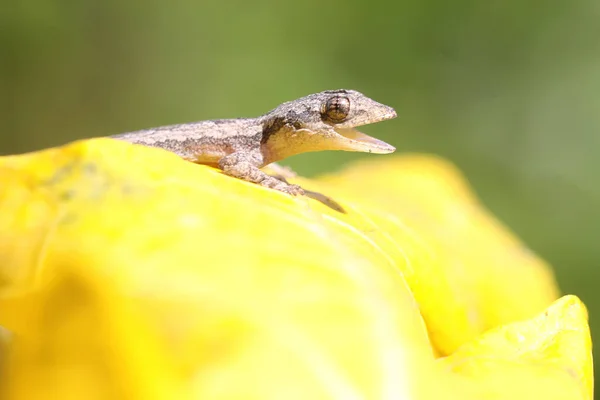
top-left (111, 89), bottom-right (397, 196)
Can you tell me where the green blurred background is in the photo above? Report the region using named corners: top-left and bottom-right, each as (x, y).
top-left (3, 0), bottom-right (599, 390)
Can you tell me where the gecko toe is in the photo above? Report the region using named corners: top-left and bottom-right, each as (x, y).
top-left (283, 184), bottom-right (305, 196)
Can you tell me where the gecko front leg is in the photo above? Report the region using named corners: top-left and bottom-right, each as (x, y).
top-left (218, 152), bottom-right (304, 195)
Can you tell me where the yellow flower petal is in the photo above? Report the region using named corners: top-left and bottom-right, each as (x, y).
top-left (314, 155), bottom-right (560, 354)
top-left (1, 262), bottom-right (182, 400)
top-left (0, 140), bottom-right (589, 399)
top-left (438, 295), bottom-right (593, 400)
top-left (0, 139), bottom-right (433, 399)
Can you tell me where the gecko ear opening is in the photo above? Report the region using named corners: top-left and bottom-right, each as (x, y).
top-left (333, 128), bottom-right (396, 154)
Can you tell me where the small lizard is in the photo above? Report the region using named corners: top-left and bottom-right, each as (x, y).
top-left (112, 89), bottom-right (397, 195)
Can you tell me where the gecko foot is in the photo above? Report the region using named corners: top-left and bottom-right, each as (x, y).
top-left (218, 153), bottom-right (305, 196)
top-left (260, 177), bottom-right (305, 196)
top-left (279, 183), bottom-right (304, 196)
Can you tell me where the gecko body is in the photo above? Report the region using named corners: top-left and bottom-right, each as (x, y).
top-left (112, 89), bottom-right (397, 195)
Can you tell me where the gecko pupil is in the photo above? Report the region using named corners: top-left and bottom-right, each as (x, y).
top-left (323, 96), bottom-right (350, 123)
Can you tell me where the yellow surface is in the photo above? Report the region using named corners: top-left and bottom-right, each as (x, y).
top-left (0, 139), bottom-right (592, 399)
top-left (315, 156), bottom-right (560, 354)
top-left (438, 295), bottom-right (593, 400)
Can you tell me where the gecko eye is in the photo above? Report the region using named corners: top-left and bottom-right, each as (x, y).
top-left (322, 96), bottom-right (350, 123)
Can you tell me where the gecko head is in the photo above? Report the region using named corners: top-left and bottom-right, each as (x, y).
top-left (262, 89), bottom-right (397, 156)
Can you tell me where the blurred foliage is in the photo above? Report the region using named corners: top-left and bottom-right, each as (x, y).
top-left (2, 0), bottom-right (599, 394)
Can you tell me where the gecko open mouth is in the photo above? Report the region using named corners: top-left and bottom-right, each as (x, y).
top-left (328, 105), bottom-right (397, 154)
top-left (333, 128), bottom-right (396, 154)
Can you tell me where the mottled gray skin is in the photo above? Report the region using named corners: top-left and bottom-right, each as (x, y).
top-left (112, 89), bottom-right (397, 195)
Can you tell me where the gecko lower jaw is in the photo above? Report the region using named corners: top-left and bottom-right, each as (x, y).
top-left (333, 128), bottom-right (396, 154)
top-left (327, 104), bottom-right (397, 154)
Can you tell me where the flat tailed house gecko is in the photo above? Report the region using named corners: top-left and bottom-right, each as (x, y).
top-left (112, 89), bottom-right (397, 198)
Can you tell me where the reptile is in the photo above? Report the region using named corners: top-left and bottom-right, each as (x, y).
top-left (112, 89), bottom-right (397, 195)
